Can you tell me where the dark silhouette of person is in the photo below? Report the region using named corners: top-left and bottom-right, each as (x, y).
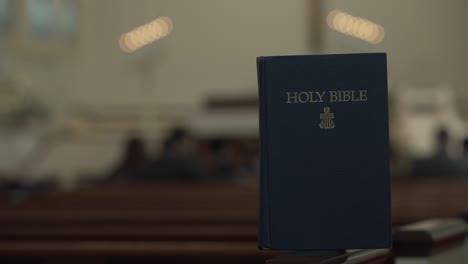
top-left (456, 138), bottom-right (468, 179)
top-left (141, 128), bottom-right (207, 182)
top-left (411, 129), bottom-right (461, 178)
top-left (108, 136), bottom-right (148, 180)
top-left (462, 138), bottom-right (468, 158)
top-left (207, 139), bottom-right (258, 182)
top-left (434, 129), bottom-right (449, 158)
top-left (208, 138), bottom-right (237, 180)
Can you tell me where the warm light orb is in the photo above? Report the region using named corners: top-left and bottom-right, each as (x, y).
top-left (155, 19), bottom-right (169, 37)
top-left (326, 10), bottom-right (339, 28)
top-left (119, 16), bottom-right (173, 53)
top-left (119, 35), bottom-right (132, 53)
top-left (327, 10), bottom-right (384, 44)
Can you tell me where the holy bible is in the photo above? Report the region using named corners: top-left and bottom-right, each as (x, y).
top-left (257, 53), bottom-right (391, 250)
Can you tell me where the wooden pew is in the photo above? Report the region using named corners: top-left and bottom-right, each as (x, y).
top-left (391, 180), bottom-right (468, 225)
top-left (0, 183), bottom-right (258, 241)
top-left (0, 181), bottom-right (467, 263)
top-left (0, 224), bottom-right (257, 241)
top-left (0, 184), bottom-right (262, 262)
top-left (1, 181), bottom-right (468, 241)
top-left (393, 218), bottom-right (468, 264)
top-left (0, 186), bottom-right (257, 225)
top-left (0, 240), bottom-right (275, 264)
top-left (0, 242), bottom-right (394, 264)
top-left (0, 239), bottom-right (393, 264)
top-left (2, 181), bottom-right (467, 223)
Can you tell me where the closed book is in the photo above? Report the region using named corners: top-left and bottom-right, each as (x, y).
top-left (257, 53), bottom-right (391, 250)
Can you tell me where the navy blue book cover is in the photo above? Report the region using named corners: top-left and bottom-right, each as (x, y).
top-left (257, 53), bottom-right (391, 250)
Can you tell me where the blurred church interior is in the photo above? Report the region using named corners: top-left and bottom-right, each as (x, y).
top-left (0, 0), bottom-right (467, 263)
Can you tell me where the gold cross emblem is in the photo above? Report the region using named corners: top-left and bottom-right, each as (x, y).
top-left (319, 107), bottom-right (335, 129)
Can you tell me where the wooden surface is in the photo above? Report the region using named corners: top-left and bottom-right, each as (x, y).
top-left (1, 180), bottom-right (467, 226)
top-left (0, 180), bottom-right (467, 263)
top-left (391, 180), bottom-right (468, 225)
top-left (0, 241), bottom-right (274, 264)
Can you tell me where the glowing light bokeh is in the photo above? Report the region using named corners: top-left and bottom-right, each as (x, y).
top-left (327, 10), bottom-right (384, 44)
top-left (119, 16), bottom-right (173, 53)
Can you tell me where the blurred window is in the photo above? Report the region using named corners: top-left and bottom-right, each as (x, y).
top-left (26, 0), bottom-right (77, 40)
top-left (0, 0), bottom-right (13, 34)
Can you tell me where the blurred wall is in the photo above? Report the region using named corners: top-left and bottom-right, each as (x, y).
top-left (322, 0), bottom-right (468, 110)
top-left (2, 0), bottom-right (468, 183)
top-left (4, 0), bottom-right (317, 113)
top-left (321, 0), bottom-right (468, 156)
top-left (1, 0), bottom-right (317, 184)
top-left (74, 0), bottom-right (317, 106)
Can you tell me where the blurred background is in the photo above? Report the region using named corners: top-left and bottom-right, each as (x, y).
top-left (0, 0), bottom-right (467, 263)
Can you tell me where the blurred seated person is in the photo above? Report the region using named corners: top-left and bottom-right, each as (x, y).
top-left (209, 139), bottom-right (238, 181)
top-left (462, 138), bottom-right (468, 159)
top-left (208, 139), bottom-right (258, 182)
top-left (411, 129), bottom-right (463, 178)
top-left (458, 138), bottom-right (468, 179)
top-left (140, 128), bottom-right (208, 182)
top-left (108, 136), bottom-right (148, 181)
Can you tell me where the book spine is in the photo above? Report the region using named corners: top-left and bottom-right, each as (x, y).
top-left (257, 57), bottom-right (271, 249)
top-left (382, 54), bottom-right (393, 246)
